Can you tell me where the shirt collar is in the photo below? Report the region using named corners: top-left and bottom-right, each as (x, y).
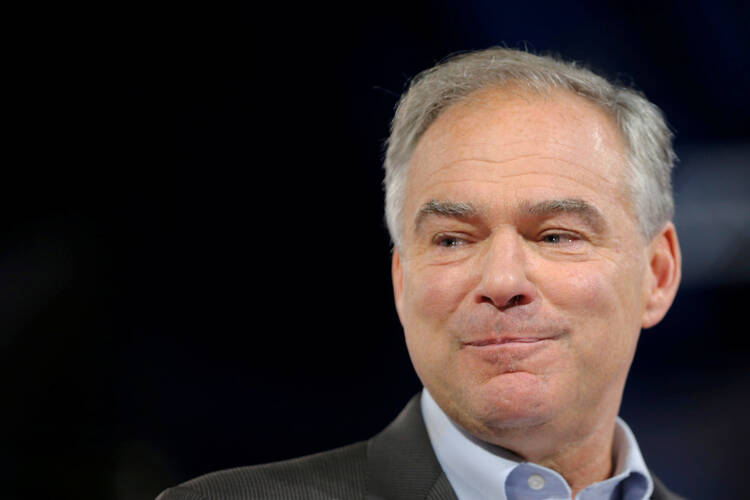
top-left (420, 389), bottom-right (654, 500)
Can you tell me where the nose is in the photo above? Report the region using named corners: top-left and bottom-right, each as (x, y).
top-left (474, 229), bottom-right (537, 310)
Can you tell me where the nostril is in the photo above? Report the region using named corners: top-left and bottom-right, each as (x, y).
top-left (479, 294), bottom-right (526, 309)
top-left (480, 295), bottom-right (495, 305)
top-left (506, 295), bottom-right (523, 307)
top-left (498, 294), bottom-right (529, 310)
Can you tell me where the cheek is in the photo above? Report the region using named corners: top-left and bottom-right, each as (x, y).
top-left (539, 254), bottom-right (645, 321)
top-left (540, 262), bottom-right (643, 373)
top-left (555, 269), bottom-right (613, 311)
top-left (405, 264), bottom-right (474, 322)
top-left (400, 264), bottom-right (476, 380)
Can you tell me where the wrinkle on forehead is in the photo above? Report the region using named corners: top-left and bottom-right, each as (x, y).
top-left (407, 165), bottom-right (625, 210)
top-left (425, 155), bottom-right (626, 179)
top-left (414, 136), bottom-right (627, 179)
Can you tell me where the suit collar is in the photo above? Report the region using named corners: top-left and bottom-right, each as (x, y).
top-left (366, 394), bottom-right (457, 500)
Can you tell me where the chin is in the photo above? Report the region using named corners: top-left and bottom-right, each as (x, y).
top-left (452, 372), bottom-right (561, 434)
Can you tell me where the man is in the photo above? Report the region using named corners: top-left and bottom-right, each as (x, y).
top-left (158, 48), bottom-right (684, 499)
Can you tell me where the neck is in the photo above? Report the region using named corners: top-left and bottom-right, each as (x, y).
top-left (469, 404), bottom-right (621, 497)
top-left (527, 419), bottom-right (616, 497)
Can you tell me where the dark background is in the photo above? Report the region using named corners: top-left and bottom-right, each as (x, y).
top-left (5, 2), bottom-right (749, 499)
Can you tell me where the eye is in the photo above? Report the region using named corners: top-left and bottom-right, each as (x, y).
top-left (432, 234), bottom-right (467, 248)
top-left (540, 232), bottom-right (581, 245)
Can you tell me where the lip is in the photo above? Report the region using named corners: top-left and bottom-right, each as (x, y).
top-left (464, 335), bottom-right (559, 346)
top-left (461, 335), bottom-right (560, 364)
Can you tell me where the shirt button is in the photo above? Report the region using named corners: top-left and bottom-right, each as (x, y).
top-left (527, 474), bottom-right (545, 490)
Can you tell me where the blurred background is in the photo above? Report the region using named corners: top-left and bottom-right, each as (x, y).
top-left (4, 2), bottom-right (748, 499)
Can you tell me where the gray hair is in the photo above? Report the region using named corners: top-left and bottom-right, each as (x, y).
top-left (383, 47), bottom-right (675, 249)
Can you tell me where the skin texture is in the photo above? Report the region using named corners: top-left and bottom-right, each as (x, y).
top-left (391, 87), bottom-right (681, 495)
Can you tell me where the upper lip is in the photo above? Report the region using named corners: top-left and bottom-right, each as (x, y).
top-left (464, 335), bottom-right (558, 346)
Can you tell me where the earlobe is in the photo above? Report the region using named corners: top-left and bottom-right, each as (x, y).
top-left (392, 249), bottom-right (405, 323)
top-left (642, 222), bottom-right (682, 329)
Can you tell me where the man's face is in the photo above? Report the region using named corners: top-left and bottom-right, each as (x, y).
top-left (392, 88), bottom-right (662, 444)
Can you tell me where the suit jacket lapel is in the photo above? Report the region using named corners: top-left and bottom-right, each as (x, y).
top-left (424, 473), bottom-right (459, 500)
top-left (366, 395), bottom-right (458, 500)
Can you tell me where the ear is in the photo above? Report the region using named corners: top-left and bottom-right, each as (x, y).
top-left (392, 248), bottom-right (405, 324)
top-left (641, 222), bottom-right (682, 329)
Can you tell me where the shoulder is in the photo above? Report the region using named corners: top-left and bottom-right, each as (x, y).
top-left (156, 441), bottom-right (368, 500)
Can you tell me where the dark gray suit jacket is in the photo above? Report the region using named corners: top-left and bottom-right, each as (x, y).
top-left (157, 395), bottom-right (684, 500)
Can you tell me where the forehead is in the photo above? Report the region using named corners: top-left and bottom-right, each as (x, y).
top-left (404, 87), bottom-right (631, 222)
top-left (412, 87), bottom-right (628, 178)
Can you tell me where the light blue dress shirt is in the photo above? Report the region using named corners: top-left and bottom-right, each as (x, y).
top-left (421, 389), bottom-right (653, 500)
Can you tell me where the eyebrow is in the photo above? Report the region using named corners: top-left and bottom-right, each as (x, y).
top-left (413, 197), bottom-right (607, 234)
top-left (414, 200), bottom-right (478, 233)
top-left (522, 198), bottom-right (607, 233)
